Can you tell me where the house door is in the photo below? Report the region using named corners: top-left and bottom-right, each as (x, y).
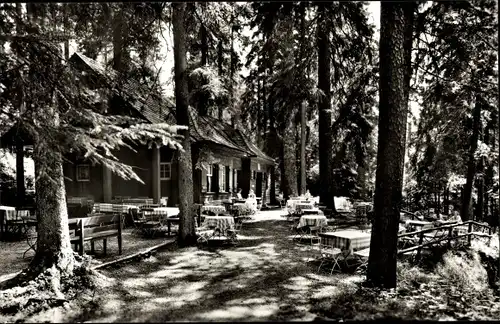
top-left (256, 172), bottom-right (263, 197)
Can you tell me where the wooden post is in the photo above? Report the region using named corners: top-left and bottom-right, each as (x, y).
top-left (118, 214), bottom-right (123, 254)
top-left (241, 158), bottom-right (251, 198)
top-left (467, 222), bottom-right (473, 246)
top-left (102, 165), bottom-right (112, 203)
top-left (416, 231), bottom-right (424, 260)
top-left (152, 145), bottom-right (161, 204)
top-left (448, 226), bottom-right (453, 247)
top-left (16, 140), bottom-right (25, 207)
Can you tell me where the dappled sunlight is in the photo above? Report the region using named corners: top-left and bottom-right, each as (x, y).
top-left (311, 285), bottom-right (339, 299)
top-left (226, 296), bottom-right (279, 306)
top-left (170, 281), bottom-right (208, 294)
top-left (285, 276), bottom-right (314, 290)
top-left (130, 290), bottom-right (153, 298)
top-left (197, 303), bottom-right (280, 320)
top-left (67, 213), bottom-right (373, 322)
top-left (122, 277), bottom-right (148, 288)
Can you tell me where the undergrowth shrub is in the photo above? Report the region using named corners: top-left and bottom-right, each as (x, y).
top-left (435, 250), bottom-right (489, 294)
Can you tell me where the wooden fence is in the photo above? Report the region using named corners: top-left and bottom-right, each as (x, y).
top-left (397, 221), bottom-right (493, 260)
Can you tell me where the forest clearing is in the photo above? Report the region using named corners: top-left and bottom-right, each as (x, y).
top-left (0, 1), bottom-right (498, 322)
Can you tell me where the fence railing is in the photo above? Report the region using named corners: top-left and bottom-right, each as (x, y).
top-left (397, 220), bottom-right (493, 260)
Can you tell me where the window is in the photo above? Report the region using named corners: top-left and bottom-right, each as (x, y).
top-left (203, 164), bottom-right (213, 192)
top-left (160, 163), bottom-right (171, 180)
top-left (219, 165), bottom-right (226, 192)
top-left (76, 164), bottom-right (90, 182)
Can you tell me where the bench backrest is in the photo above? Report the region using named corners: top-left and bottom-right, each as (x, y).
top-left (70, 214), bottom-right (122, 238)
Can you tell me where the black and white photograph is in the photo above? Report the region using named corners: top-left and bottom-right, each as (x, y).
top-left (0, 1), bottom-right (498, 321)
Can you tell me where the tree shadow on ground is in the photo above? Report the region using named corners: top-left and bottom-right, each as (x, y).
top-left (63, 218), bottom-right (358, 322)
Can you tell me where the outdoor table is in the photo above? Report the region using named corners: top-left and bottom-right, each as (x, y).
top-left (201, 205), bottom-right (226, 216)
top-left (319, 230), bottom-right (371, 256)
top-left (286, 200), bottom-right (310, 213)
top-left (93, 203), bottom-right (138, 214)
top-left (143, 207), bottom-right (180, 236)
top-left (202, 215), bottom-right (235, 234)
top-left (302, 208), bottom-right (322, 215)
top-left (295, 202), bottom-right (315, 214)
top-left (0, 206), bottom-right (16, 238)
top-left (231, 203), bottom-right (248, 216)
top-left (298, 215), bottom-right (328, 228)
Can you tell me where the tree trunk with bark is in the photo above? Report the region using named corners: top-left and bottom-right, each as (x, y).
top-left (31, 131), bottom-right (75, 276)
top-left (112, 5), bottom-right (127, 72)
top-left (217, 39), bottom-right (223, 120)
top-left (461, 98), bottom-right (482, 221)
top-left (367, 2), bottom-right (415, 289)
top-left (300, 101), bottom-right (307, 195)
top-left (317, 4), bottom-right (334, 209)
top-left (282, 111), bottom-right (298, 199)
top-left (173, 2), bottom-right (196, 247)
top-left (199, 22), bottom-right (209, 116)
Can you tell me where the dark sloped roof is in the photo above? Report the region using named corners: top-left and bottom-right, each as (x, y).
top-left (70, 52), bottom-right (274, 163)
top-left (201, 115), bottom-right (274, 164)
top-left (70, 53), bottom-right (174, 124)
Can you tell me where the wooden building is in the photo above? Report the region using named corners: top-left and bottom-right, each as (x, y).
top-left (58, 53), bottom-right (274, 206)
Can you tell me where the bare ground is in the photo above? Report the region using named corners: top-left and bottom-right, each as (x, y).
top-left (33, 210), bottom-right (361, 322)
top-left (0, 229), bottom-right (175, 281)
top-left (2, 209), bottom-right (497, 322)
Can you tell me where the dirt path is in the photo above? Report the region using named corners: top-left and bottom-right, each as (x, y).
top-left (63, 210), bottom-right (360, 322)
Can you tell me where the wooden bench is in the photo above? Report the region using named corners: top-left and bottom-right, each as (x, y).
top-left (69, 214), bottom-right (123, 256)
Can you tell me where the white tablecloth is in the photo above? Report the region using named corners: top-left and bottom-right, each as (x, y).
top-left (201, 205), bottom-right (227, 215)
top-left (298, 215), bottom-right (328, 228)
top-left (153, 207), bottom-right (179, 217)
top-left (0, 206), bottom-right (16, 221)
top-left (93, 203), bottom-right (139, 214)
top-left (287, 199), bottom-right (314, 213)
top-left (319, 230), bottom-right (371, 254)
top-left (202, 216), bottom-right (235, 232)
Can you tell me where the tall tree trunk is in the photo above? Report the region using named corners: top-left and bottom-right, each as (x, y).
top-left (282, 114), bottom-right (298, 199)
top-left (199, 22), bottom-right (208, 116)
top-left (317, 3), bottom-right (334, 209)
top-left (300, 101), bottom-right (307, 195)
top-left (367, 2), bottom-right (415, 289)
top-left (298, 2), bottom-right (307, 195)
top-left (63, 3), bottom-right (69, 61)
top-left (31, 130), bottom-right (75, 276)
top-left (461, 97), bottom-right (482, 221)
top-left (112, 5), bottom-right (126, 72)
top-left (15, 3), bottom-right (25, 208)
top-left (173, 2), bottom-right (196, 246)
top-left (497, 91), bottom-right (500, 280)
top-left (217, 39), bottom-right (223, 120)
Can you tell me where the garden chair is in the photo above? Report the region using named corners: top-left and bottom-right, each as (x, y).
top-left (130, 208), bottom-right (147, 235)
top-left (308, 225), bottom-right (323, 245)
top-left (353, 247), bottom-right (370, 275)
top-left (141, 209), bottom-right (167, 237)
top-left (316, 238), bottom-right (343, 274)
